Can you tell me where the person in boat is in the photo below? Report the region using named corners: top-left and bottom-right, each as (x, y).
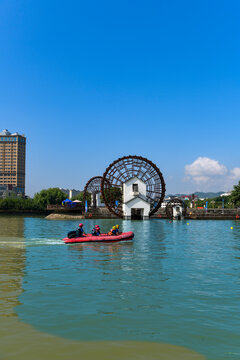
top-left (92, 225), bottom-right (101, 236)
top-left (115, 224), bottom-right (120, 234)
top-left (76, 223), bottom-right (85, 237)
top-left (108, 225), bottom-right (117, 236)
top-left (67, 223), bottom-right (84, 239)
top-left (95, 225), bottom-right (101, 235)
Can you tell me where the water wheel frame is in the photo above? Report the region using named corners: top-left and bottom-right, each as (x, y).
top-left (101, 155), bottom-right (166, 218)
top-left (83, 176), bottom-right (104, 208)
top-left (166, 198), bottom-right (186, 219)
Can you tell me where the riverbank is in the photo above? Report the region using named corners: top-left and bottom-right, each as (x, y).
top-left (185, 208), bottom-right (240, 220)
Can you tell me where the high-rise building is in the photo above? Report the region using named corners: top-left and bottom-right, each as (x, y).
top-left (0, 129), bottom-right (26, 195)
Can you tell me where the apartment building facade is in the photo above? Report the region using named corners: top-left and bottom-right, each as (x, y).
top-left (0, 129), bottom-right (26, 195)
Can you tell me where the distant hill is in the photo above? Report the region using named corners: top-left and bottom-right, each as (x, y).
top-left (194, 192), bottom-right (224, 199)
top-left (166, 192), bottom-right (225, 199)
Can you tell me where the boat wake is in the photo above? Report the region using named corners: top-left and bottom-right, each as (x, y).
top-left (25, 238), bottom-right (64, 246)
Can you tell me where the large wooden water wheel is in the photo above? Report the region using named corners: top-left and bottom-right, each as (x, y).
top-left (83, 176), bottom-right (104, 208)
top-left (101, 155), bottom-right (166, 217)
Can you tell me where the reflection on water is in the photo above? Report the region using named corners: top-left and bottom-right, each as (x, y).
top-left (0, 216), bottom-right (26, 317)
top-left (69, 241), bottom-right (134, 264)
top-left (0, 215), bottom-right (25, 238)
top-left (0, 240), bottom-right (25, 317)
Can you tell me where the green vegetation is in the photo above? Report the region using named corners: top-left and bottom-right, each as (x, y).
top-left (194, 196), bottom-right (233, 209)
top-left (167, 191), bottom-right (224, 199)
top-left (194, 191), bottom-right (224, 199)
top-left (0, 198), bottom-right (42, 211)
top-left (102, 187), bottom-right (122, 205)
top-left (0, 187), bottom-right (67, 211)
top-left (33, 188), bottom-right (66, 209)
top-left (230, 181), bottom-right (240, 207)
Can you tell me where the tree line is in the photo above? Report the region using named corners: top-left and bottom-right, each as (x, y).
top-left (0, 188), bottom-right (67, 211)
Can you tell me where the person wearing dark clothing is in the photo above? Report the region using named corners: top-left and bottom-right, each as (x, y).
top-left (68, 223), bottom-right (85, 238)
top-left (76, 223), bottom-right (85, 237)
top-left (92, 225), bottom-right (101, 236)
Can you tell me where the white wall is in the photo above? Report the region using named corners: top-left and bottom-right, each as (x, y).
top-left (123, 197), bottom-right (150, 218)
top-left (96, 192), bottom-right (105, 207)
top-left (123, 177), bottom-right (147, 203)
top-left (161, 201), bottom-right (168, 208)
top-left (122, 177), bottom-right (151, 219)
top-left (172, 205), bottom-right (183, 218)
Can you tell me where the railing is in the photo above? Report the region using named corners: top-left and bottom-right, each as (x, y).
top-left (188, 208), bottom-right (239, 214)
top-left (186, 208), bottom-right (240, 219)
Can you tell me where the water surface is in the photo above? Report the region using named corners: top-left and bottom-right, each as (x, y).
top-left (1, 216), bottom-right (240, 359)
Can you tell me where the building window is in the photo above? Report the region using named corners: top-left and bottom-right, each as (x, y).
top-left (132, 184), bottom-right (138, 193)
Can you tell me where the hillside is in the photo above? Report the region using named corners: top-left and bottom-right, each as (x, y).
top-left (166, 191), bottom-right (225, 199)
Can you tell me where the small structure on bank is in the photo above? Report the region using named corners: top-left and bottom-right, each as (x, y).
top-left (166, 198), bottom-right (186, 220)
top-left (101, 155), bottom-right (165, 219)
top-left (83, 176), bottom-right (105, 208)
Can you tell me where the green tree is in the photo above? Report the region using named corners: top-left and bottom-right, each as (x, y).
top-left (33, 188), bottom-right (66, 209)
top-left (102, 187), bottom-right (122, 205)
top-left (183, 199), bottom-right (190, 208)
top-left (0, 197), bottom-right (42, 211)
top-left (230, 181), bottom-right (240, 207)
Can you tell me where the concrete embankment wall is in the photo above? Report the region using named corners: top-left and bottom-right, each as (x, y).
top-left (152, 208), bottom-right (240, 220)
top-left (185, 208), bottom-right (240, 220)
top-left (46, 207), bottom-right (118, 220)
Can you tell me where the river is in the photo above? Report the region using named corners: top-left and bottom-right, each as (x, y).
top-left (1, 216), bottom-right (240, 359)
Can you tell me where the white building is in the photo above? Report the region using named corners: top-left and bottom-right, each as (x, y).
top-left (220, 192), bottom-right (232, 197)
top-left (122, 177), bottom-right (150, 220)
top-left (172, 204), bottom-right (184, 220)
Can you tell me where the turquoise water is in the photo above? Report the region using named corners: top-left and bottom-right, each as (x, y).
top-left (1, 217), bottom-right (240, 359)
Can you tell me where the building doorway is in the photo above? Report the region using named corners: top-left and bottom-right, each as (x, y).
top-left (131, 208), bottom-right (143, 220)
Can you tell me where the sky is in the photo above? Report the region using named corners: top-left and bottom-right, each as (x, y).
top-left (0, 0), bottom-right (239, 196)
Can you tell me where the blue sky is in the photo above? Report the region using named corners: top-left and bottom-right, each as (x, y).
top-left (1, 0), bottom-right (239, 196)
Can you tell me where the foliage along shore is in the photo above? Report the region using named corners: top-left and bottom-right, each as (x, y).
top-left (0, 188), bottom-right (66, 212)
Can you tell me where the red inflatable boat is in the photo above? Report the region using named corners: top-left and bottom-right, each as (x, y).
top-left (63, 231), bottom-right (134, 244)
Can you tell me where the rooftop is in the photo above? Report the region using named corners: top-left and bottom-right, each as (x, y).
top-left (0, 129), bottom-right (25, 137)
top-left (0, 129), bottom-right (11, 136)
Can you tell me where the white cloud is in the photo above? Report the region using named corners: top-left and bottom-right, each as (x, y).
top-left (184, 157), bottom-right (240, 191)
top-left (185, 157), bottom-right (227, 184)
top-left (229, 168), bottom-right (240, 180)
